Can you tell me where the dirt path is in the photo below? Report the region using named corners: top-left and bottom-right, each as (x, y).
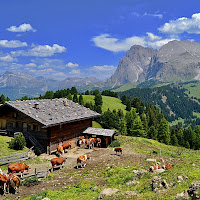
top-left (1, 147), bottom-right (145, 200)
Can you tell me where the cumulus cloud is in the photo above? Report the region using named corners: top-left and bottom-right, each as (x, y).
top-left (159, 13), bottom-right (200, 34)
top-left (92, 33), bottom-right (177, 52)
top-left (0, 40), bottom-right (28, 48)
top-left (7, 23), bottom-right (36, 32)
top-left (66, 62), bottom-right (79, 68)
top-left (25, 63), bottom-right (37, 67)
top-left (11, 44), bottom-right (66, 57)
top-left (0, 55), bottom-right (17, 62)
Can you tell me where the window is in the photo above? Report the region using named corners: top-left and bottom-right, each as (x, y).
top-left (33, 124), bottom-right (38, 131)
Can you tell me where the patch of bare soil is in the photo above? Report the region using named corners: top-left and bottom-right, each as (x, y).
top-left (1, 147), bottom-right (159, 199)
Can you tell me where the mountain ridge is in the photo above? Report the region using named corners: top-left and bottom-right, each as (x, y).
top-left (107, 40), bottom-right (200, 87)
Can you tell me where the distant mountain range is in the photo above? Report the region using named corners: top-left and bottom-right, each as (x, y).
top-left (0, 71), bottom-right (100, 100)
top-left (107, 40), bottom-right (200, 87)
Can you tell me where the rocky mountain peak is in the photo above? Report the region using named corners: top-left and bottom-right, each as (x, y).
top-left (107, 40), bottom-right (200, 87)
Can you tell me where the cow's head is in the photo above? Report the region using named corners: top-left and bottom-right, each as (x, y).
top-left (24, 164), bottom-right (30, 171)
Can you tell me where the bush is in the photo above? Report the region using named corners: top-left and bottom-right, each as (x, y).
top-left (22, 176), bottom-right (38, 186)
top-left (9, 133), bottom-right (26, 150)
top-left (109, 140), bottom-right (120, 147)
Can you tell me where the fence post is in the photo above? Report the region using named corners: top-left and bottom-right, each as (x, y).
top-left (35, 168), bottom-right (37, 176)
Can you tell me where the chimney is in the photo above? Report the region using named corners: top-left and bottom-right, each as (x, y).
top-left (63, 100), bottom-right (68, 106)
top-left (35, 102), bottom-right (40, 109)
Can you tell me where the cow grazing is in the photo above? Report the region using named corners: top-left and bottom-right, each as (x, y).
top-left (113, 147), bottom-right (122, 155)
top-left (8, 163), bottom-right (30, 178)
top-left (57, 145), bottom-right (64, 156)
top-left (162, 164), bottom-right (172, 170)
top-left (0, 174), bottom-right (8, 195)
top-left (51, 157), bottom-right (66, 172)
top-left (62, 142), bottom-right (71, 152)
top-left (77, 155), bottom-right (90, 168)
top-left (7, 173), bottom-right (20, 194)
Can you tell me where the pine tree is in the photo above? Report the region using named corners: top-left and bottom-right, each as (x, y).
top-left (0, 94), bottom-right (6, 104)
top-left (79, 94), bottom-right (84, 105)
top-left (71, 87), bottom-right (78, 95)
top-left (130, 116), bottom-right (146, 137)
top-left (171, 134), bottom-right (179, 146)
top-left (125, 111), bottom-right (134, 135)
top-left (119, 118), bottom-right (127, 136)
top-left (67, 93), bottom-right (72, 100)
top-left (94, 93), bottom-right (103, 107)
top-left (147, 126), bottom-right (158, 140)
top-left (73, 94), bottom-right (78, 103)
top-left (157, 118), bottom-right (170, 144)
top-left (126, 100), bottom-right (131, 111)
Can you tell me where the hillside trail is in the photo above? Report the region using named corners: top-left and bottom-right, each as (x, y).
top-left (2, 147), bottom-right (145, 199)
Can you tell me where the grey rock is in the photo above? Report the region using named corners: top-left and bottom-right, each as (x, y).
top-left (162, 179), bottom-right (169, 189)
top-left (187, 181), bottom-right (200, 199)
top-left (98, 188), bottom-right (119, 200)
top-left (174, 191), bottom-right (189, 200)
top-left (126, 180), bottom-right (139, 186)
top-left (133, 169), bottom-right (148, 180)
top-left (177, 176), bottom-right (184, 183)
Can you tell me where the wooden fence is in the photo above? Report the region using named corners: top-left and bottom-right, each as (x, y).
top-left (0, 151), bottom-right (29, 166)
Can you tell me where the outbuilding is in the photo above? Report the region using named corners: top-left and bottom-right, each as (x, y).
top-left (0, 98), bottom-right (100, 154)
top-left (83, 127), bottom-right (118, 147)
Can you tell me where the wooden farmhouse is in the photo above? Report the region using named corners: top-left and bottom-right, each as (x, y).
top-left (0, 98), bottom-right (100, 154)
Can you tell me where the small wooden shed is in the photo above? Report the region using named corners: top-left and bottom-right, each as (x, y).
top-left (83, 127), bottom-right (119, 147)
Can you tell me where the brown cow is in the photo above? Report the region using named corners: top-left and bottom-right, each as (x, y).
top-left (8, 163), bottom-right (30, 178)
top-left (62, 142), bottom-right (71, 152)
top-left (7, 173), bottom-right (20, 194)
top-left (162, 164), bottom-right (172, 170)
top-left (79, 139), bottom-right (93, 149)
top-left (51, 157), bottom-right (66, 172)
top-left (113, 147), bottom-right (122, 155)
top-left (77, 155), bottom-right (90, 168)
top-left (0, 174), bottom-right (8, 195)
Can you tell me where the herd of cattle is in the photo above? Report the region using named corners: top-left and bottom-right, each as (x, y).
top-left (0, 135), bottom-right (172, 196)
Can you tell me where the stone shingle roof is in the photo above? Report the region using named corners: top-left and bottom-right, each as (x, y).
top-left (83, 127), bottom-right (117, 137)
top-left (5, 98), bottom-right (101, 127)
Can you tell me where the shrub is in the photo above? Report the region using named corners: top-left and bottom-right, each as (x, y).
top-left (109, 140), bottom-right (120, 147)
top-left (9, 133), bottom-right (26, 150)
top-left (22, 176), bottom-right (38, 186)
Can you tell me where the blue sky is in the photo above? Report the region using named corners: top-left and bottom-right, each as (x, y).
top-left (0, 0), bottom-right (200, 80)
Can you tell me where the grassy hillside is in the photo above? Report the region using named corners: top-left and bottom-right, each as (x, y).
top-left (82, 95), bottom-right (126, 113)
top-left (22, 135), bottom-right (200, 200)
top-left (182, 81), bottom-right (200, 99)
top-left (112, 83), bottom-right (138, 92)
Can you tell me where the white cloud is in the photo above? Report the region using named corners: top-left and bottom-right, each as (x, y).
top-left (132, 12), bottom-right (163, 19)
top-left (11, 44), bottom-right (66, 57)
top-left (92, 33), bottom-right (177, 52)
top-left (92, 65), bottom-right (116, 71)
top-left (69, 69), bottom-right (80, 75)
top-left (0, 40), bottom-right (27, 48)
top-left (7, 23), bottom-right (36, 32)
top-left (159, 13), bottom-right (200, 34)
top-left (0, 55), bottom-right (17, 62)
top-left (25, 63), bottom-right (37, 67)
top-left (143, 12), bottom-right (163, 19)
top-left (66, 62), bottom-right (79, 68)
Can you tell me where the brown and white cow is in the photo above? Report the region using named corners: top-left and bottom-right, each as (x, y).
top-left (7, 173), bottom-right (20, 194)
top-left (51, 157), bottom-right (66, 172)
top-left (79, 139), bottom-right (93, 149)
top-left (162, 164), bottom-right (172, 170)
top-left (113, 147), bottom-right (122, 155)
top-left (149, 165), bottom-right (160, 172)
top-left (0, 174), bottom-right (8, 195)
top-left (8, 163), bottom-right (30, 178)
top-left (77, 155), bottom-right (90, 168)
top-left (95, 138), bottom-right (101, 148)
top-left (62, 142), bottom-right (71, 152)
top-left (57, 145), bottom-right (64, 156)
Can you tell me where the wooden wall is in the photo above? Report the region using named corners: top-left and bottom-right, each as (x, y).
top-left (49, 119), bottom-right (92, 153)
